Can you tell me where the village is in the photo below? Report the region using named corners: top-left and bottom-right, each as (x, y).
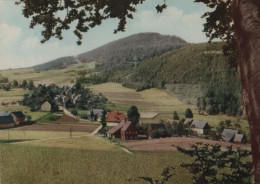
top-left (0, 83), bottom-right (248, 147)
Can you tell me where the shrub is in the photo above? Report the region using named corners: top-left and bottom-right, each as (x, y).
top-left (70, 109), bottom-right (78, 116)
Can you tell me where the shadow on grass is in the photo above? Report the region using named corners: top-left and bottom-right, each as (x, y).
top-left (0, 139), bottom-right (36, 144)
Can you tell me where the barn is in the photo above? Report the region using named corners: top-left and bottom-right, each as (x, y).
top-left (0, 112), bottom-right (15, 129)
top-left (107, 120), bottom-right (126, 138)
top-left (120, 121), bottom-right (138, 140)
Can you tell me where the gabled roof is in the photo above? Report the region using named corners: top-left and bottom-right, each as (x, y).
top-left (106, 111), bottom-right (126, 123)
top-left (11, 111), bottom-right (25, 118)
top-left (222, 129), bottom-right (239, 142)
top-left (234, 133), bottom-right (245, 143)
top-left (107, 120), bottom-right (126, 135)
top-left (190, 120), bottom-right (210, 129)
top-left (121, 121), bottom-right (133, 131)
top-left (42, 101), bottom-right (51, 106)
top-left (149, 124), bottom-right (166, 130)
top-left (0, 112), bottom-right (14, 124)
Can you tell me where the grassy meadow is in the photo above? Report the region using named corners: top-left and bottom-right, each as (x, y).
top-left (0, 143), bottom-right (192, 184)
top-left (0, 62), bottom-right (96, 86)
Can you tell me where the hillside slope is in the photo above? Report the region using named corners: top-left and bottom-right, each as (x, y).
top-left (127, 42), bottom-right (233, 84)
top-left (33, 33), bottom-right (187, 72)
top-left (77, 32), bottom-right (187, 71)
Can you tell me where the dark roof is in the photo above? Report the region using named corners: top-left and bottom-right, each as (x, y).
top-left (11, 111), bottom-right (25, 118)
top-left (149, 124), bottom-right (166, 130)
top-left (190, 120), bottom-right (210, 129)
top-left (121, 121), bottom-right (133, 131)
top-left (222, 129), bottom-right (239, 142)
top-left (0, 112), bottom-right (14, 124)
top-left (107, 120), bottom-right (126, 135)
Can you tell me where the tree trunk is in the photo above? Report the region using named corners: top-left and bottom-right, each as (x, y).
top-left (232, 0), bottom-right (260, 183)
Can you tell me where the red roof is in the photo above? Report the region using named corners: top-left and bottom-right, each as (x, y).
top-left (107, 120), bottom-right (126, 135)
top-left (121, 121), bottom-right (133, 131)
top-left (106, 111), bottom-right (126, 123)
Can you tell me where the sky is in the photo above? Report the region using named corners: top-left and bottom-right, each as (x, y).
top-left (0, 0), bottom-right (210, 70)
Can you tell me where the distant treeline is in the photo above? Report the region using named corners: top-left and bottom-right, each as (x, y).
top-left (34, 56), bottom-right (77, 71)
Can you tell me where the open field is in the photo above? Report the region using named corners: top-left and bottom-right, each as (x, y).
top-left (90, 83), bottom-right (249, 133)
top-left (14, 123), bottom-right (98, 132)
top-left (122, 137), bottom-right (251, 152)
top-left (0, 62), bottom-right (96, 86)
top-left (17, 136), bottom-right (123, 151)
top-left (0, 130), bottom-right (88, 142)
top-left (0, 143), bottom-right (192, 184)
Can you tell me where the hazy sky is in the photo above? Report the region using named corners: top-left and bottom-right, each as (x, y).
top-left (0, 0), bottom-right (210, 70)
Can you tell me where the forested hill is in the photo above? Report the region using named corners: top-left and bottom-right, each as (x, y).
top-left (33, 33), bottom-right (187, 71)
top-left (127, 42), bottom-right (234, 84)
top-left (77, 33), bottom-right (187, 71)
top-left (34, 56), bottom-right (77, 71)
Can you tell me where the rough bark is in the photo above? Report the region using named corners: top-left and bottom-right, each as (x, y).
top-left (232, 0), bottom-right (260, 183)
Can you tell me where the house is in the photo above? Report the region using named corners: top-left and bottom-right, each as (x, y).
top-left (11, 111), bottom-right (25, 125)
top-left (121, 121), bottom-right (138, 140)
top-left (221, 129), bottom-right (239, 142)
top-left (184, 118), bottom-right (193, 126)
top-left (106, 111), bottom-right (126, 126)
top-left (0, 112), bottom-right (15, 129)
top-left (91, 109), bottom-right (104, 121)
top-left (41, 101), bottom-right (52, 111)
top-left (147, 124), bottom-right (166, 139)
top-left (234, 133), bottom-right (246, 143)
top-left (190, 120), bottom-right (210, 135)
top-left (107, 120), bottom-right (126, 138)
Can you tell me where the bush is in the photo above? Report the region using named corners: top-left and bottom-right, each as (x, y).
top-left (70, 109), bottom-right (78, 116)
top-left (151, 129), bottom-right (170, 139)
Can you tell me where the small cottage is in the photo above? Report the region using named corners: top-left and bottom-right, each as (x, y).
top-left (121, 121), bottom-right (138, 140)
top-left (106, 111), bottom-right (126, 126)
top-left (221, 129), bottom-right (239, 142)
top-left (11, 111), bottom-right (25, 125)
top-left (190, 120), bottom-right (210, 135)
top-left (41, 101), bottom-right (52, 111)
top-left (147, 124), bottom-right (166, 139)
top-left (0, 112), bottom-right (15, 129)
